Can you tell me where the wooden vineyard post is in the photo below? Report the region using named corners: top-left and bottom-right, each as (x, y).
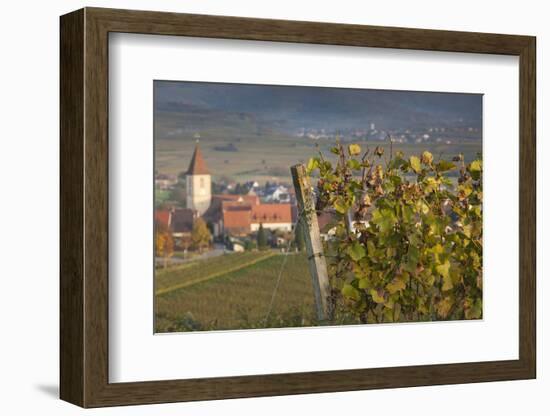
top-left (291, 164), bottom-right (332, 321)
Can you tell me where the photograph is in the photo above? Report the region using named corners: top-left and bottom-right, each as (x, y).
top-left (153, 80), bottom-right (483, 333)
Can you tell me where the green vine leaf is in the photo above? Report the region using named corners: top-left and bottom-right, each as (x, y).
top-left (371, 209), bottom-right (397, 234)
top-left (386, 276), bottom-right (407, 294)
top-left (342, 283), bottom-right (361, 301)
top-left (469, 159), bottom-right (483, 180)
top-left (333, 197), bottom-right (348, 214)
top-left (442, 274), bottom-right (454, 292)
top-left (306, 157), bottom-right (319, 174)
top-left (347, 159), bottom-right (362, 170)
top-left (465, 297), bottom-right (482, 319)
top-left (421, 151), bottom-right (433, 165)
top-left (347, 242), bottom-right (366, 261)
top-left (410, 156), bottom-right (422, 173)
top-left (436, 160), bottom-right (456, 172)
top-left (436, 260), bottom-right (451, 279)
top-left (470, 159), bottom-right (482, 172)
top-left (370, 289), bottom-right (386, 304)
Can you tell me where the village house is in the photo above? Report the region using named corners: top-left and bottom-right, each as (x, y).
top-left (220, 200), bottom-right (292, 236)
top-left (154, 173), bottom-right (177, 190)
top-left (250, 204), bottom-right (292, 231)
top-left (264, 184), bottom-right (291, 203)
top-left (171, 208), bottom-right (197, 239)
top-left (154, 209), bottom-right (171, 230)
top-left (154, 207), bottom-right (198, 245)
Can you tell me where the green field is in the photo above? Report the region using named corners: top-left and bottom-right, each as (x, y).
top-left (155, 133), bottom-right (313, 184)
top-left (155, 251), bottom-right (319, 332)
top-left (155, 134), bottom-right (482, 185)
top-left (156, 251), bottom-right (277, 295)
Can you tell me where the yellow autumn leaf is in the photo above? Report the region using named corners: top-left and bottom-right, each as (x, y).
top-left (386, 277), bottom-right (407, 294)
top-left (348, 143), bottom-right (361, 156)
top-left (370, 289), bottom-right (385, 304)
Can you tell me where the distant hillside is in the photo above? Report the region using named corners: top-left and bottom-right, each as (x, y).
top-left (154, 80), bottom-right (483, 139)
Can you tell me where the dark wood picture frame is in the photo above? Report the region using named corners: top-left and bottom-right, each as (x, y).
top-left (60, 7), bottom-right (536, 408)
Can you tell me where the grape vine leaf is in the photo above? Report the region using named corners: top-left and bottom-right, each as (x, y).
top-left (333, 197), bottom-right (348, 214)
top-left (306, 157), bottom-right (319, 174)
top-left (370, 289), bottom-right (386, 304)
top-left (347, 242), bottom-right (366, 261)
top-left (348, 143), bottom-right (361, 156)
top-left (386, 276), bottom-right (407, 294)
top-left (410, 156), bottom-right (422, 173)
top-left (342, 283), bottom-right (361, 301)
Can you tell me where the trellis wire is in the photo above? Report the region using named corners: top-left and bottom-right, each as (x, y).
top-left (263, 211), bottom-right (307, 325)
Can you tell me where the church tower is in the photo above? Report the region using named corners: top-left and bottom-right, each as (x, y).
top-left (185, 142), bottom-right (211, 216)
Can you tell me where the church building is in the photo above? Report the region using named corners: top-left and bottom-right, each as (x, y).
top-left (185, 143), bottom-right (211, 216)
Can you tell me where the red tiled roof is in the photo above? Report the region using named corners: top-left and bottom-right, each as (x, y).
top-left (222, 201), bottom-right (252, 211)
top-left (251, 204), bottom-right (292, 224)
top-left (203, 194), bottom-right (260, 223)
top-left (223, 209), bottom-right (251, 233)
top-left (155, 210), bottom-right (171, 229)
top-left (186, 143), bottom-right (210, 175)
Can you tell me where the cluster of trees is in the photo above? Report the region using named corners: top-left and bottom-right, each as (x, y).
top-left (155, 218), bottom-right (212, 268)
top-left (155, 223), bottom-right (174, 269)
top-left (254, 223), bottom-right (305, 252)
top-left (190, 218), bottom-right (211, 253)
top-left (257, 223), bottom-right (268, 250)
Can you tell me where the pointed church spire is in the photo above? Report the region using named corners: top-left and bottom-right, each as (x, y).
top-left (186, 141), bottom-right (209, 175)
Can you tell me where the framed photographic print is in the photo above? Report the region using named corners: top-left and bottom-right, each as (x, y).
top-left (60, 7), bottom-right (536, 408)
